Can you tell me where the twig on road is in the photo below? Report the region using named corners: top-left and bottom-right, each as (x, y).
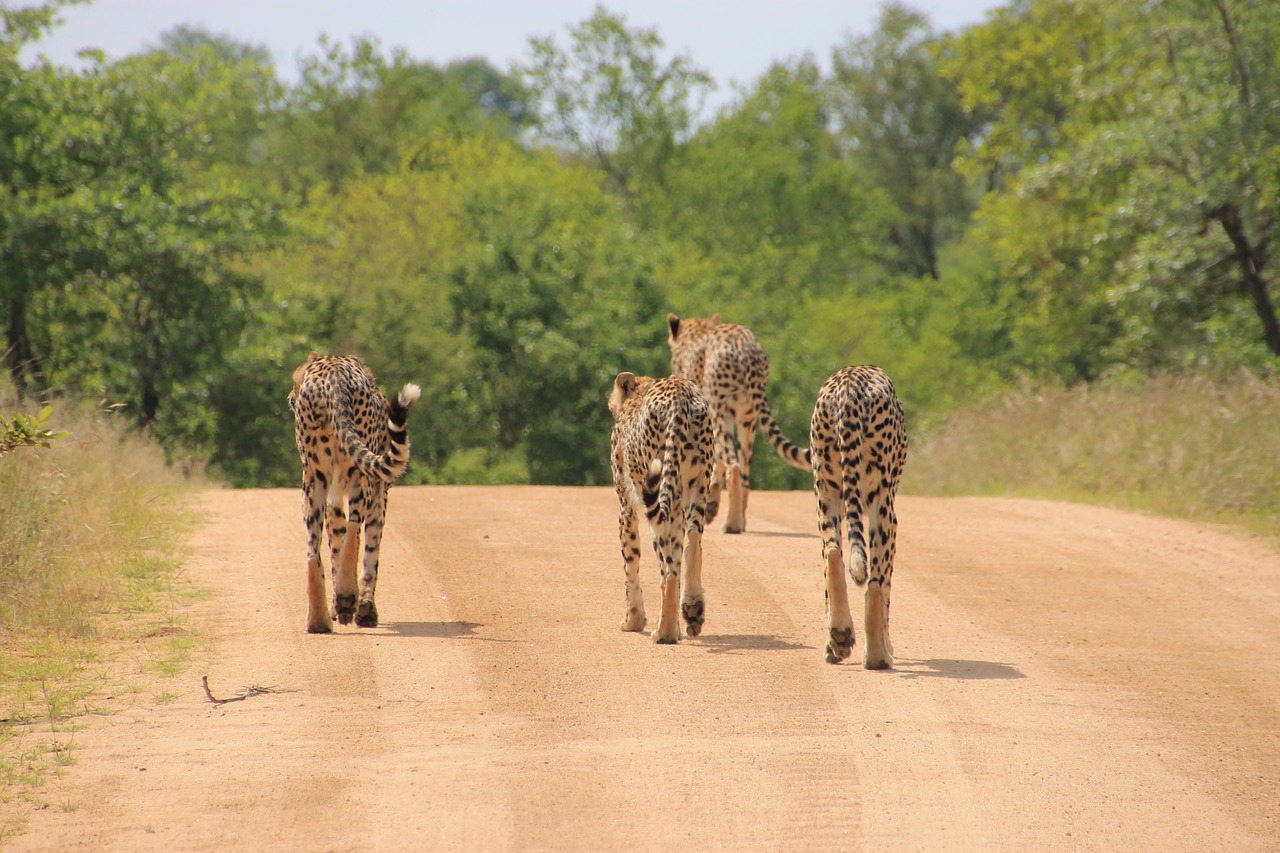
top-left (201, 675), bottom-right (280, 705)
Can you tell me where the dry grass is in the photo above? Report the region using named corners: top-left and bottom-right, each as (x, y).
top-left (0, 386), bottom-right (204, 832)
top-left (907, 371), bottom-right (1280, 535)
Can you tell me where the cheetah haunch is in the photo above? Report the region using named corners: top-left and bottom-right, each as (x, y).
top-left (810, 366), bottom-right (907, 668)
top-left (289, 352), bottom-right (420, 633)
top-left (667, 313), bottom-right (809, 534)
top-left (609, 372), bottom-right (714, 644)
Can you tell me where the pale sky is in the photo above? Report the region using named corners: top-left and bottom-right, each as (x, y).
top-left (21, 0), bottom-right (1005, 106)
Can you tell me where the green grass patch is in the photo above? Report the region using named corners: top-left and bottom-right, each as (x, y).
top-left (907, 370), bottom-right (1280, 535)
top-left (0, 385), bottom-right (205, 822)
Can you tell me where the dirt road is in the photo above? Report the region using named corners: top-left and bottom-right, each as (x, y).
top-left (10, 486), bottom-right (1280, 851)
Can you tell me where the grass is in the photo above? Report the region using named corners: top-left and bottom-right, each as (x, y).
top-left (907, 370), bottom-right (1280, 536)
top-left (0, 385), bottom-right (205, 830)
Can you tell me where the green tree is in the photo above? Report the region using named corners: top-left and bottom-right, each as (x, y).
top-left (444, 138), bottom-right (667, 484)
top-left (266, 36), bottom-right (529, 196)
top-left (244, 151), bottom-right (471, 486)
top-left (520, 5), bottom-right (712, 198)
top-left (18, 47), bottom-right (286, 451)
top-left (152, 23), bottom-right (272, 67)
top-left (0, 0), bottom-right (84, 394)
top-left (828, 2), bottom-right (979, 280)
top-left (945, 0), bottom-right (1280, 377)
top-left (942, 0), bottom-right (1102, 188)
top-left (657, 58), bottom-right (894, 310)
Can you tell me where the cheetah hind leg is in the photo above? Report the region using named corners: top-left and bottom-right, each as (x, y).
top-left (722, 463), bottom-right (746, 534)
top-left (824, 550), bottom-right (855, 663)
top-left (652, 569), bottom-right (682, 644)
top-left (680, 527), bottom-right (706, 637)
top-left (306, 556), bottom-right (333, 634)
top-left (704, 474), bottom-right (722, 524)
top-left (862, 581), bottom-right (893, 670)
top-left (331, 510), bottom-right (360, 625)
top-left (355, 598), bottom-right (378, 629)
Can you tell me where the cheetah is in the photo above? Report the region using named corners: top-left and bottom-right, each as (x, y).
top-left (667, 313), bottom-right (810, 534)
top-left (809, 366), bottom-right (907, 668)
top-left (289, 352), bottom-right (420, 633)
top-left (609, 371), bottom-right (714, 644)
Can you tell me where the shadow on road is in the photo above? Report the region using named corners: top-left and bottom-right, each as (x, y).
top-left (892, 658), bottom-right (1025, 680)
top-left (738, 529), bottom-right (818, 540)
top-left (381, 621), bottom-right (484, 639)
top-left (696, 633), bottom-right (813, 654)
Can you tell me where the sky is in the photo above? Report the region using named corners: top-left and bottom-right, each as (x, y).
top-left (20, 0), bottom-right (1005, 106)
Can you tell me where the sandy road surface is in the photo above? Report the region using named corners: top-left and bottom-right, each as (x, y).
top-left (9, 486), bottom-right (1280, 851)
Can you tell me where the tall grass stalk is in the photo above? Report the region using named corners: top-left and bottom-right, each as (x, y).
top-left (0, 384), bottom-right (203, 823)
top-left (907, 371), bottom-right (1280, 534)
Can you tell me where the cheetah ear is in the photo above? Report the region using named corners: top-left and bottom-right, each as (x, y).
top-left (307, 351), bottom-right (321, 361)
top-left (710, 313), bottom-right (721, 324)
top-left (613, 371), bottom-right (638, 399)
top-left (667, 313), bottom-right (681, 340)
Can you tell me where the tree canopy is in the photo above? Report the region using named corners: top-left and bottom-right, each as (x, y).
top-left (4, 0), bottom-right (1278, 486)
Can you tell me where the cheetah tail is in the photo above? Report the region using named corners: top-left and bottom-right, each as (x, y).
top-left (376, 383), bottom-right (421, 483)
top-left (640, 457), bottom-right (663, 522)
top-left (338, 383), bottom-right (420, 485)
top-left (756, 393), bottom-right (812, 471)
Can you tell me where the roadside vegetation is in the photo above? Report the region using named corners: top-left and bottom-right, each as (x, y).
top-left (909, 370), bottom-right (1280, 537)
top-left (0, 386), bottom-right (203, 836)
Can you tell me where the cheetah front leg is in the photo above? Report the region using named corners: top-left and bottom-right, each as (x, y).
top-left (302, 474), bottom-right (332, 634)
top-left (704, 414), bottom-right (731, 525)
top-left (813, 446), bottom-right (854, 663)
top-left (651, 518), bottom-right (684, 644)
top-left (617, 501), bottom-right (647, 633)
top-left (353, 487), bottom-right (383, 629)
top-left (711, 409), bottom-right (738, 531)
top-left (723, 411), bottom-right (756, 534)
top-left (329, 494), bottom-right (360, 626)
top-left (680, 526), bottom-right (706, 637)
top-left (680, 475), bottom-right (710, 637)
top-left (862, 491), bottom-right (898, 669)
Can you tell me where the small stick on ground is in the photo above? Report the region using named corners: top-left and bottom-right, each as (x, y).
top-left (201, 676), bottom-right (278, 705)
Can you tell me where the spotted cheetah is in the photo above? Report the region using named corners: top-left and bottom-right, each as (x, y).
top-left (667, 313), bottom-right (810, 534)
top-left (809, 366), bottom-right (907, 668)
top-left (289, 352), bottom-right (420, 633)
top-left (609, 372), bottom-right (714, 643)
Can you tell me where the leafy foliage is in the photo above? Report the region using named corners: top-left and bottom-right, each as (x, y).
top-left (829, 2), bottom-right (979, 280)
top-left (0, 405), bottom-right (64, 455)
top-left (520, 5), bottom-right (712, 196)
top-left (944, 0), bottom-right (1280, 378)
top-left (3, 1), bottom-right (1279, 490)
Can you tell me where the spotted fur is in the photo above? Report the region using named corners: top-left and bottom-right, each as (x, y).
top-left (609, 372), bottom-right (714, 644)
top-left (667, 313), bottom-right (809, 534)
top-left (809, 366), bottom-right (907, 668)
top-left (289, 352), bottom-right (420, 633)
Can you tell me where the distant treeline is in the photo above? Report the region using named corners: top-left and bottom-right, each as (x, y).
top-left (3, 0), bottom-right (1278, 488)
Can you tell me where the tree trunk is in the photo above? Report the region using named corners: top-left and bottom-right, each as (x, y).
top-left (1209, 203), bottom-right (1280, 357)
top-left (3, 289), bottom-right (46, 398)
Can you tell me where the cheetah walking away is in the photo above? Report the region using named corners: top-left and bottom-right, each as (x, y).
top-left (667, 313), bottom-right (810, 533)
top-left (608, 372), bottom-right (714, 643)
top-left (809, 366), bottom-right (907, 667)
top-left (289, 352), bottom-right (420, 633)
